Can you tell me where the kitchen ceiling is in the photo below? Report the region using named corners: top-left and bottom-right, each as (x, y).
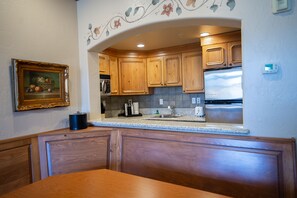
top-left (110, 25), bottom-right (240, 51)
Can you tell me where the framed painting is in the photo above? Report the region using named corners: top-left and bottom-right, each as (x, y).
top-left (12, 59), bottom-right (70, 111)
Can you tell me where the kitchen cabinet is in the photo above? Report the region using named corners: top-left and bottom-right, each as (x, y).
top-left (0, 137), bottom-right (40, 196)
top-left (147, 54), bottom-right (182, 87)
top-left (38, 129), bottom-right (112, 179)
top-left (109, 56), bottom-right (119, 95)
top-left (201, 31), bottom-right (241, 70)
top-left (228, 41), bottom-right (242, 67)
top-left (182, 51), bottom-right (204, 93)
top-left (98, 53), bottom-right (110, 75)
top-left (118, 57), bottom-right (150, 95)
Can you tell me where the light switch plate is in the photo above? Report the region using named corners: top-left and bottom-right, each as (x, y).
top-left (272, 0), bottom-right (291, 14)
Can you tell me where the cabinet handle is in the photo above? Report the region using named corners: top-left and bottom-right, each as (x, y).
top-left (224, 64), bottom-right (227, 66)
top-left (229, 63), bottom-right (232, 66)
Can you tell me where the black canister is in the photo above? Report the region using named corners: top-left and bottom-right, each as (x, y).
top-left (69, 112), bottom-right (88, 130)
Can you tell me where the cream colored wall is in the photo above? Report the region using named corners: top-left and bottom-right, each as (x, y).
top-left (0, 0), bottom-right (80, 139)
top-left (77, 0), bottom-right (297, 139)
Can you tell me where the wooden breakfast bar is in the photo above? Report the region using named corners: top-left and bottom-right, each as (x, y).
top-left (0, 169), bottom-right (229, 198)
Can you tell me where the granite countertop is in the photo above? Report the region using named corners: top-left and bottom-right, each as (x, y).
top-left (90, 115), bottom-right (250, 136)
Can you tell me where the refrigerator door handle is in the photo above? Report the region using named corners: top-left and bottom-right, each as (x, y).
top-left (205, 104), bottom-right (243, 109)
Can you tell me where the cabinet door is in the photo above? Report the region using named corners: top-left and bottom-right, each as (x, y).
top-left (0, 141), bottom-right (32, 195)
top-left (119, 58), bottom-right (148, 95)
top-left (98, 53), bottom-right (110, 75)
top-left (228, 41), bottom-right (242, 67)
top-left (38, 131), bottom-right (111, 179)
top-left (182, 51), bottom-right (204, 93)
top-left (147, 57), bottom-right (163, 87)
top-left (110, 56), bottom-right (119, 95)
top-left (164, 54), bottom-right (182, 86)
top-left (202, 43), bottom-right (227, 70)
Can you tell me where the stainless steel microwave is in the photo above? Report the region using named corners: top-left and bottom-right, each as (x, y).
top-left (100, 74), bottom-right (111, 96)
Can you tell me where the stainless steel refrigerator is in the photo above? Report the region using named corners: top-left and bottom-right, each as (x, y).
top-left (204, 67), bottom-right (243, 124)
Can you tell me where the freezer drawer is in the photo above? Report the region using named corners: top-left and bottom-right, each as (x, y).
top-left (205, 104), bottom-right (243, 124)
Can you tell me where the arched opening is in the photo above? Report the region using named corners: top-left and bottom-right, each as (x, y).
top-left (87, 17), bottom-right (242, 123)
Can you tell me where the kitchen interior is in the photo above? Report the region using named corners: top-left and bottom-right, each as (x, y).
top-left (1, 1), bottom-right (297, 197)
top-left (99, 25), bottom-right (243, 125)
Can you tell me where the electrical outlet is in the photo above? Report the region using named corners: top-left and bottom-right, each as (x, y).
top-left (159, 99), bottom-right (163, 105)
top-left (191, 97), bottom-right (196, 104)
top-left (196, 97), bottom-right (201, 104)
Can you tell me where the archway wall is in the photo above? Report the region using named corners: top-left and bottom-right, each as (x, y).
top-left (77, 0), bottom-right (297, 139)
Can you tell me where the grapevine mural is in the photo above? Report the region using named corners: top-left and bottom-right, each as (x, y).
top-left (87, 0), bottom-right (236, 45)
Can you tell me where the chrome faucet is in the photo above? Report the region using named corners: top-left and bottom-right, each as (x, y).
top-left (168, 105), bottom-right (176, 116)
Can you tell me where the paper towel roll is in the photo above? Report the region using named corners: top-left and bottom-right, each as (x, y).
top-left (133, 102), bottom-right (139, 115)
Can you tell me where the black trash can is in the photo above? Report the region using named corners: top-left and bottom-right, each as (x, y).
top-left (69, 112), bottom-right (88, 130)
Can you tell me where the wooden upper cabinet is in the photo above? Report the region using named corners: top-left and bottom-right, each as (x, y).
top-left (98, 53), bottom-right (110, 75)
top-left (147, 54), bottom-right (182, 87)
top-left (182, 51), bottom-right (204, 93)
top-left (201, 31), bottom-right (241, 70)
top-left (202, 43), bottom-right (227, 70)
top-left (109, 56), bottom-right (119, 95)
top-left (228, 41), bottom-right (242, 67)
top-left (163, 54), bottom-right (182, 86)
top-left (119, 57), bottom-right (149, 95)
top-left (147, 57), bottom-right (163, 87)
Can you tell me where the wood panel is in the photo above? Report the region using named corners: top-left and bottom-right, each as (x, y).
top-left (163, 54), bottom-right (182, 86)
top-left (182, 51), bottom-right (204, 93)
top-left (147, 57), bottom-right (163, 87)
top-left (109, 56), bottom-right (119, 95)
top-left (0, 139), bottom-right (33, 196)
top-left (38, 129), bottom-right (113, 179)
top-left (118, 57), bottom-right (150, 95)
top-left (203, 43), bottom-right (227, 69)
top-left (98, 53), bottom-right (110, 75)
top-left (228, 41), bottom-right (242, 67)
top-left (118, 128), bottom-right (297, 198)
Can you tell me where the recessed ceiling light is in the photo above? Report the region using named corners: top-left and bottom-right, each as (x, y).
top-left (200, 32), bottom-right (210, 37)
top-left (137, 44), bottom-right (145, 48)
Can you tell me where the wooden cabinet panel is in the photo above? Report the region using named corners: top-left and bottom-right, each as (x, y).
top-left (147, 55), bottom-right (182, 87)
top-left (0, 137), bottom-right (40, 196)
top-left (119, 58), bottom-right (149, 95)
top-left (182, 51), bottom-right (204, 93)
top-left (38, 130), bottom-right (112, 179)
top-left (118, 128), bottom-right (297, 198)
top-left (147, 57), bottom-right (163, 87)
top-left (202, 43), bottom-right (227, 69)
top-left (228, 41), bottom-right (242, 67)
top-left (164, 54), bottom-right (182, 86)
top-left (98, 53), bottom-right (110, 75)
top-left (201, 31), bottom-right (242, 70)
top-left (109, 56), bottom-right (119, 95)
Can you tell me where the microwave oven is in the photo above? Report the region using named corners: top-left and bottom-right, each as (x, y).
top-left (100, 74), bottom-right (111, 96)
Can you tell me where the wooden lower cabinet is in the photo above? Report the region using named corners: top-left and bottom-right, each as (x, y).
top-left (38, 128), bottom-right (113, 179)
top-left (117, 128), bottom-right (296, 198)
top-left (0, 137), bottom-right (40, 196)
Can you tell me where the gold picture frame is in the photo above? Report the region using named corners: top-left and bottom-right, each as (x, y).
top-left (12, 59), bottom-right (70, 111)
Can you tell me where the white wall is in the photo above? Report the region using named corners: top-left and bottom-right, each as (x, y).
top-left (0, 0), bottom-right (80, 139)
top-left (77, 0), bottom-right (297, 139)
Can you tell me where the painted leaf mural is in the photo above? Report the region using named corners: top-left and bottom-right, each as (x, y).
top-left (125, 7), bottom-right (132, 17)
top-left (227, 0), bottom-right (236, 11)
top-left (87, 0), bottom-right (237, 45)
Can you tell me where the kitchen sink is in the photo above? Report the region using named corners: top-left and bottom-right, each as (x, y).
top-left (151, 114), bottom-right (181, 118)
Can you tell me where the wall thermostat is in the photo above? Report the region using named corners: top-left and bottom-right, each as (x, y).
top-left (272, 0), bottom-right (291, 14)
top-left (262, 64), bottom-right (278, 74)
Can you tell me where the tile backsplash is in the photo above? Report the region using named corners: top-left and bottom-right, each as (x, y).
top-left (102, 87), bottom-right (204, 117)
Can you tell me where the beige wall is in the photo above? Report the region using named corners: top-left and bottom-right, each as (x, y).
top-left (0, 0), bottom-right (80, 139)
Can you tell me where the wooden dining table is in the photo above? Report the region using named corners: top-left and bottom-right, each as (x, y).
top-left (0, 169), bottom-right (230, 198)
